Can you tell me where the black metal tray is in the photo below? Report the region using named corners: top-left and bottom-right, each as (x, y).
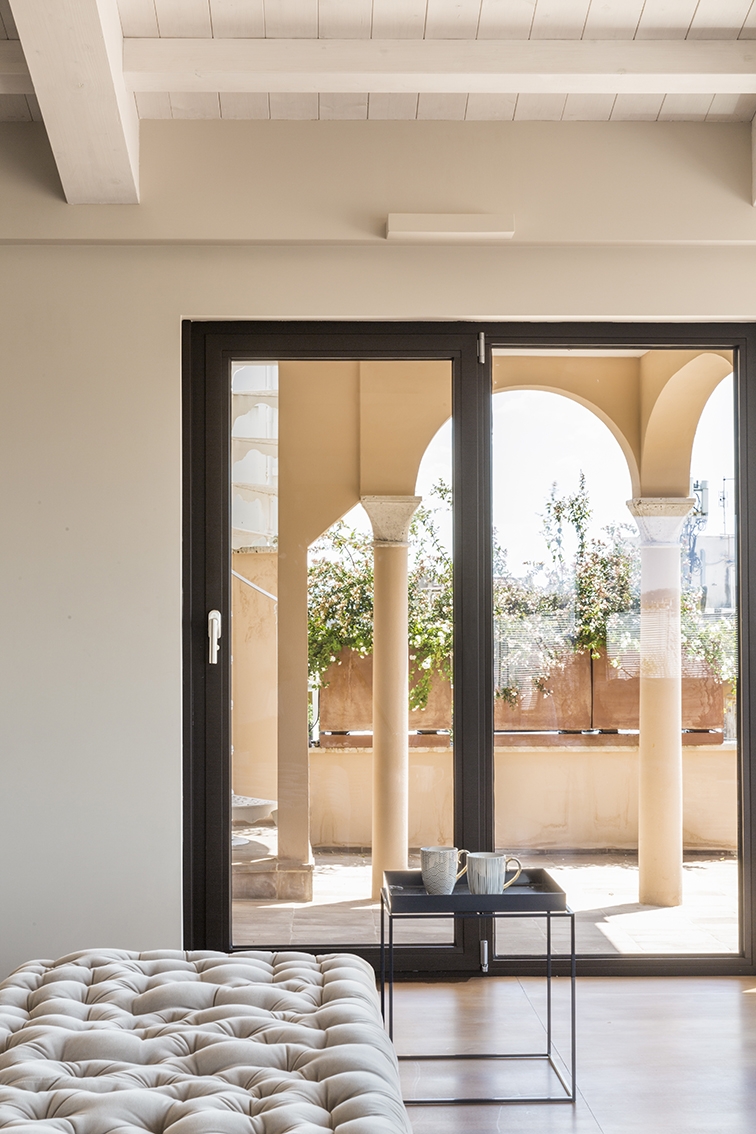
top-left (383, 868), bottom-right (567, 913)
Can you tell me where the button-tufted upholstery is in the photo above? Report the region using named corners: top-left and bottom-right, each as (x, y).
top-left (0, 949), bottom-right (411, 1134)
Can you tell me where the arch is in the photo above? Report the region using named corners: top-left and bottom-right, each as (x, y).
top-left (491, 382), bottom-right (640, 495)
top-left (492, 354), bottom-right (642, 496)
top-left (640, 353), bottom-right (734, 497)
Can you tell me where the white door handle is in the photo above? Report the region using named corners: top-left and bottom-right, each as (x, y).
top-left (208, 609), bottom-right (222, 664)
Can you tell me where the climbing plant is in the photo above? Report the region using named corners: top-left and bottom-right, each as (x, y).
top-left (307, 474), bottom-right (735, 713)
top-left (307, 482), bottom-right (453, 710)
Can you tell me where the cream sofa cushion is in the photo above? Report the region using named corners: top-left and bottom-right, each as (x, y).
top-left (0, 949), bottom-right (411, 1134)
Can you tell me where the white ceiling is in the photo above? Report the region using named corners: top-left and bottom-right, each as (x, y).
top-left (122, 0), bottom-right (756, 124)
top-left (3, 1), bottom-right (756, 202)
top-left (1, 1), bottom-right (756, 124)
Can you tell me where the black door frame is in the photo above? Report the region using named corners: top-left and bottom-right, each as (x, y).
top-left (183, 319), bottom-right (756, 977)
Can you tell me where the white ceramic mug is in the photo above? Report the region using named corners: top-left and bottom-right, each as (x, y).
top-left (421, 846), bottom-right (469, 895)
top-left (466, 851), bottom-right (523, 894)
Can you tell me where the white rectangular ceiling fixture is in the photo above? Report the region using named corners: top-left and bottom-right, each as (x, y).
top-left (386, 214), bottom-right (515, 243)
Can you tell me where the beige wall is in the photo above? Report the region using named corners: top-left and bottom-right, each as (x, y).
top-left (309, 745), bottom-right (737, 853)
top-left (0, 118), bottom-right (754, 977)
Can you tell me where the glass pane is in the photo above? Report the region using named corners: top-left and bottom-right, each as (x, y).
top-left (231, 359), bottom-right (454, 947)
top-left (491, 352), bottom-right (738, 957)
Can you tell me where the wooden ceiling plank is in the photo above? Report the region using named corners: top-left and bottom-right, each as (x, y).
top-left (25, 90), bottom-right (40, 119)
top-left (465, 91), bottom-right (516, 118)
top-left (154, 0), bottom-right (211, 38)
top-left (370, 0), bottom-right (427, 39)
top-left (688, 0), bottom-right (754, 40)
top-left (264, 0), bottom-right (317, 39)
top-left (610, 92), bottom-right (664, 119)
top-left (135, 89), bottom-right (171, 116)
top-left (0, 0), bottom-right (17, 38)
top-left (0, 91), bottom-right (30, 118)
top-left (318, 0), bottom-right (372, 39)
top-left (741, 4), bottom-right (756, 38)
top-left (318, 91), bottom-right (368, 118)
top-left (514, 92), bottom-right (567, 119)
top-left (706, 91), bottom-right (756, 119)
top-left (210, 1), bottom-right (264, 38)
top-left (417, 91), bottom-right (468, 117)
top-left (425, 0), bottom-right (481, 40)
top-left (0, 40), bottom-right (32, 92)
top-left (9, 0), bottom-right (139, 203)
top-left (658, 91), bottom-right (715, 118)
top-left (220, 91), bottom-right (269, 117)
top-left (123, 37), bottom-right (756, 95)
top-left (477, 0), bottom-right (535, 40)
top-left (169, 91), bottom-right (220, 117)
top-left (562, 91), bottom-right (615, 119)
top-left (582, 0), bottom-right (645, 40)
top-left (367, 92), bottom-right (419, 118)
top-left (269, 91), bottom-right (318, 117)
top-left (530, 0), bottom-right (591, 40)
top-left (635, 0), bottom-right (699, 41)
top-left (118, 0), bottom-right (159, 37)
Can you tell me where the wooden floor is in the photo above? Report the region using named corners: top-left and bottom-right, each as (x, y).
top-left (394, 976), bottom-right (756, 1132)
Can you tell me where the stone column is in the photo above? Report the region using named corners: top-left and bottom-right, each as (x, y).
top-left (627, 497), bottom-right (694, 907)
top-left (361, 495), bottom-right (421, 900)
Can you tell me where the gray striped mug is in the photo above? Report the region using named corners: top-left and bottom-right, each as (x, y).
top-left (466, 851), bottom-right (522, 894)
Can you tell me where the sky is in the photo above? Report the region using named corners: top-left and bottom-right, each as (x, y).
top-left (342, 374), bottom-right (735, 573)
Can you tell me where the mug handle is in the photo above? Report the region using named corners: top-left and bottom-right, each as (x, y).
top-left (501, 856), bottom-right (522, 891)
top-left (455, 849), bottom-right (469, 881)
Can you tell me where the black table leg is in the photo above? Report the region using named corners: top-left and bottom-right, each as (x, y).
top-left (546, 909), bottom-right (552, 1058)
top-left (388, 905), bottom-right (394, 1041)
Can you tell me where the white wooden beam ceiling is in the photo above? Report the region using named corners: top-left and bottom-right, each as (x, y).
top-left (2, 0), bottom-right (756, 205)
top-left (7, 0), bottom-right (139, 203)
top-left (122, 38), bottom-right (756, 95)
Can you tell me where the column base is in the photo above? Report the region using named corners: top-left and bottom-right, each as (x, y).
top-left (233, 858), bottom-right (314, 901)
top-left (638, 890), bottom-right (683, 909)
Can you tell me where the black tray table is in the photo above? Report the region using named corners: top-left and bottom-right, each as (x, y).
top-left (380, 867), bottom-right (576, 1105)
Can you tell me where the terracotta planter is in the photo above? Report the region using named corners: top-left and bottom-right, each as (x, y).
top-left (319, 647), bottom-right (452, 740)
top-left (592, 650), bottom-right (724, 731)
top-left (318, 646), bottom-right (726, 742)
top-left (494, 650), bottom-right (592, 731)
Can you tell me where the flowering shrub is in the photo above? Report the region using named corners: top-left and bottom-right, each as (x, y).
top-left (308, 475), bottom-right (736, 712)
top-left (307, 484), bottom-right (452, 710)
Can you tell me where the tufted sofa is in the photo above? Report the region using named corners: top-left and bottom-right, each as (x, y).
top-left (0, 949), bottom-right (411, 1134)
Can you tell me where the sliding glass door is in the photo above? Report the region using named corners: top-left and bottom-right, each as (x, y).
top-left (184, 321), bottom-right (756, 977)
top-left (488, 350), bottom-right (740, 961)
top-left (229, 356), bottom-right (456, 950)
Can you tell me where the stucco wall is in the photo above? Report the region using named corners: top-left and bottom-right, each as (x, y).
top-left (0, 119), bottom-right (754, 977)
top-left (309, 745), bottom-right (737, 853)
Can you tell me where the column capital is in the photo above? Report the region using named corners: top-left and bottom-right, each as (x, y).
top-left (626, 497), bottom-right (695, 546)
top-left (361, 495), bottom-right (421, 544)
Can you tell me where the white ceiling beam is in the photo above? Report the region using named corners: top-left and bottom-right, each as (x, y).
top-left (7, 37), bottom-right (756, 98)
top-left (124, 38), bottom-right (756, 96)
top-left (0, 41), bottom-right (33, 94)
top-left (8, 0), bottom-right (139, 204)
